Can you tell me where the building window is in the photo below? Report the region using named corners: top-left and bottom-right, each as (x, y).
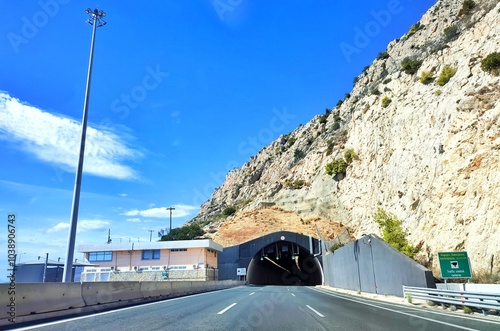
top-left (171, 248), bottom-right (187, 252)
top-left (170, 266), bottom-right (187, 270)
top-left (88, 251), bottom-right (113, 262)
top-left (142, 249), bottom-right (160, 260)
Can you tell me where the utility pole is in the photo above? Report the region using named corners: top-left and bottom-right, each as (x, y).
top-left (148, 230), bottom-right (154, 242)
top-left (63, 8), bottom-right (107, 283)
top-left (166, 207), bottom-right (175, 234)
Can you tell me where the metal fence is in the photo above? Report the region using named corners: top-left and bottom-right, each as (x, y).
top-left (403, 285), bottom-right (500, 315)
top-left (319, 227), bottom-right (353, 253)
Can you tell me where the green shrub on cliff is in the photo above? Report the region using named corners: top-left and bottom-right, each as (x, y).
top-left (373, 208), bottom-right (420, 259)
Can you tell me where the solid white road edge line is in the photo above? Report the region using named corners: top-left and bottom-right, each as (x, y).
top-left (313, 287), bottom-right (500, 326)
top-left (249, 292), bottom-right (255, 296)
top-left (306, 305), bottom-right (325, 317)
top-left (217, 303), bottom-right (237, 315)
top-left (11, 287), bottom-right (244, 330)
top-left (291, 293), bottom-right (296, 297)
top-left (310, 288), bottom-right (480, 331)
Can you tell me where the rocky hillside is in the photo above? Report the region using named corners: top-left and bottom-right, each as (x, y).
top-left (192, 0), bottom-right (500, 274)
top-left (210, 206), bottom-right (348, 247)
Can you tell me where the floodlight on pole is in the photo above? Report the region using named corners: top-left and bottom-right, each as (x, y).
top-left (63, 8), bottom-right (106, 283)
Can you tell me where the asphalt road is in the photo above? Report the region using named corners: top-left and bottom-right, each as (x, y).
top-left (10, 286), bottom-right (500, 331)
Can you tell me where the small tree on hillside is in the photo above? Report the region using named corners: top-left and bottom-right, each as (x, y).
top-left (222, 206), bottom-right (237, 217)
top-left (160, 223), bottom-right (204, 241)
top-left (481, 52), bottom-right (500, 76)
top-left (373, 208), bottom-right (421, 259)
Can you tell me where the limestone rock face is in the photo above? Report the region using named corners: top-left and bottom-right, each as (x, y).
top-left (192, 0), bottom-right (500, 274)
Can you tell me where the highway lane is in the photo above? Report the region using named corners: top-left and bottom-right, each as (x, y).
top-left (11, 286), bottom-right (500, 331)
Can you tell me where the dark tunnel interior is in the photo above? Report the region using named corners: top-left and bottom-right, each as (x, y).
top-left (246, 241), bottom-right (323, 286)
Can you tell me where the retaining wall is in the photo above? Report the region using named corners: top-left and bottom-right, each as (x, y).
top-left (323, 235), bottom-right (435, 297)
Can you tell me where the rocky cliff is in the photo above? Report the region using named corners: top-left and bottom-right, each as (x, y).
top-left (192, 0), bottom-right (500, 274)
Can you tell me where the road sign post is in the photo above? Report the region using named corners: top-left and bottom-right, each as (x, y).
top-left (237, 268), bottom-right (246, 282)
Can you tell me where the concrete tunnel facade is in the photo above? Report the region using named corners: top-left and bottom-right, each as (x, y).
top-left (217, 231), bottom-right (323, 286)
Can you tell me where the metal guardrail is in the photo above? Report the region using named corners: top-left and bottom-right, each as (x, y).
top-left (403, 285), bottom-right (500, 314)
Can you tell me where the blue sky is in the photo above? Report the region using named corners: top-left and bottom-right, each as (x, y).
top-left (0, 0), bottom-right (435, 281)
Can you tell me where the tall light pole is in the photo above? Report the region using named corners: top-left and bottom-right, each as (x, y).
top-left (63, 8), bottom-right (107, 282)
top-left (166, 207), bottom-right (175, 234)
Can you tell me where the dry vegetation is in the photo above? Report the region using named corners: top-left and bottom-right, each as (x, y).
top-left (211, 206), bottom-right (347, 247)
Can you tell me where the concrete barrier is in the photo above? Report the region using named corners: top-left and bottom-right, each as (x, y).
top-left (189, 281), bottom-right (207, 293)
top-left (465, 283), bottom-right (500, 293)
top-left (140, 281), bottom-right (173, 298)
top-left (436, 283), bottom-right (500, 293)
top-left (1, 280), bottom-right (244, 327)
top-left (2, 283), bottom-right (86, 316)
top-left (204, 280), bottom-right (217, 291)
top-left (81, 281), bottom-right (143, 305)
top-left (170, 281), bottom-right (193, 296)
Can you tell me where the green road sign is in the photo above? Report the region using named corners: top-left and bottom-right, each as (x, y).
top-left (438, 251), bottom-right (472, 279)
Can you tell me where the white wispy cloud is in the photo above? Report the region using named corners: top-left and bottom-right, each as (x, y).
top-left (122, 204), bottom-right (199, 218)
top-left (0, 91), bottom-right (141, 180)
top-left (46, 222), bottom-right (70, 233)
top-left (46, 219), bottom-right (110, 233)
top-left (126, 218), bottom-right (141, 223)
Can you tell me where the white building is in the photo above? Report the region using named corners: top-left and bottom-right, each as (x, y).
top-left (78, 239), bottom-right (223, 281)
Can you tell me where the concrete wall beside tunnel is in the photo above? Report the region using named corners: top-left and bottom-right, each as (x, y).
top-left (218, 231), bottom-right (323, 286)
top-left (322, 235), bottom-right (435, 297)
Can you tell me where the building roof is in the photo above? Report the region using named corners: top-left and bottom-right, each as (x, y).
top-left (16, 259), bottom-right (98, 267)
top-left (78, 239), bottom-right (224, 253)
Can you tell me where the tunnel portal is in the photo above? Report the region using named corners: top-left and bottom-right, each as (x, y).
top-left (246, 241), bottom-right (323, 286)
top-left (217, 231), bottom-right (324, 285)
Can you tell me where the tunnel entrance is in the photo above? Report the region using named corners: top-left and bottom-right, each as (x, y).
top-left (246, 241), bottom-right (323, 286)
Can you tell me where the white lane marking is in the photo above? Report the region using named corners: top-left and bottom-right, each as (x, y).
top-left (291, 293), bottom-right (296, 297)
top-left (306, 305), bottom-right (325, 317)
top-left (12, 287), bottom-right (244, 330)
top-left (217, 303), bottom-right (237, 315)
top-left (309, 288), bottom-right (481, 331)
top-left (249, 292), bottom-right (255, 296)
